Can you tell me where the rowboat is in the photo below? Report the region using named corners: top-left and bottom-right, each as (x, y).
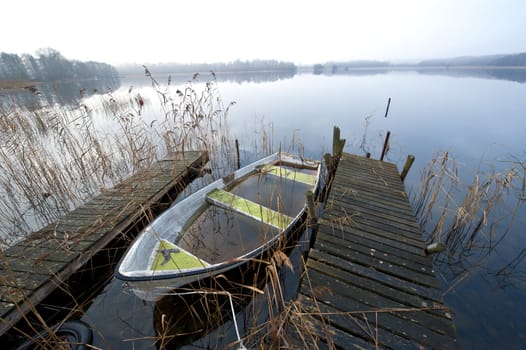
top-left (115, 152), bottom-right (321, 301)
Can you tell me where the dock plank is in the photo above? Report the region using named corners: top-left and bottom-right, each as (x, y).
top-left (0, 151), bottom-right (208, 336)
top-left (293, 153), bottom-right (458, 349)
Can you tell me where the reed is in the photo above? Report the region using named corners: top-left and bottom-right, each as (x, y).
top-left (0, 70), bottom-right (236, 248)
top-left (410, 151), bottom-right (525, 281)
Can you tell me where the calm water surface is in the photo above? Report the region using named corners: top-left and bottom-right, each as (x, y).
top-left (6, 69), bottom-right (526, 348)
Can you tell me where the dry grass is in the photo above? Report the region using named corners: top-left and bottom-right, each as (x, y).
top-left (0, 71), bottom-right (234, 248)
top-left (410, 151), bottom-right (525, 281)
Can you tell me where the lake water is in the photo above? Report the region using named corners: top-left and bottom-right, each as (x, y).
top-left (3, 68), bottom-right (526, 348)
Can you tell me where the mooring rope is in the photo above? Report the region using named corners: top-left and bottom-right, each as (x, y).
top-left (160, 290), bottom-right (248, 349)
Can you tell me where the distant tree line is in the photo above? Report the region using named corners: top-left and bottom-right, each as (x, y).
top-left (492, 53), bottom-right (526, 66)
top-left (0, 48), bottom-right (120, 82)
top-left (417, 53), bottom-right (526, 67)
top-left (117, 59), bottom-right (297, 75)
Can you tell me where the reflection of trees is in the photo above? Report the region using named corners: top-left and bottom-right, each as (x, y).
top-left (118, 59), bottom-right (296, 76)
top-left (310, 61), bottom-right (390, 76)
top-left (0, 77), bottom-right (120, 108)
top-left (415, 68), bottom-right (526, 84)
top-left (0, 48), bottom-right (121, 107)
top-left (119, 69), bottom-right (296, 87)
top-left (411, 152), bottom-right (526, 289)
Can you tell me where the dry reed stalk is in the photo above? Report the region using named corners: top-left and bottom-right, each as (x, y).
top-left (410, 151), bottom-right (525, 280)
top-left (0, 70), bottom-right (235, 247)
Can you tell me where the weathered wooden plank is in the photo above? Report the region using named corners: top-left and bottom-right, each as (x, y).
top-left (298, 293), bottom-right (457, 350)
top-left (321, 212), bottom-right (426, 249)
top-left (303, 262), bottom-right (455, 334)
top-left (334, 192), bottom-right (419, 222)
top-left (289, 299), bottom-right (381, 350)
top-left (325, 203), bottom-right (424, 238)
top-left (329, 179), bottom-right (408, 201)
top-left (1, 253), bottom-right (71, 275)
top-left (313, 237), bottom-right (440, 288)
top-left (340, 154), bottom-right (401, 176)
top-left (330, 196), bottom-right (421, 230)
top-left (297, 294), bottom-right (420, 350)
top-left (315, 230), bottom-right (433, 272)
top-left (308, 248), bottom-right (443, 302)
top-left (3, 243), bottom-right (79, 264)
top-left (334, 176), bottom-right (406, 197)
top-left (0, 270), bottom-right (50, 291)
top-left (319, 219), bottom-right (427, 257)
top-left (333, 165), bottom-right (405, 190)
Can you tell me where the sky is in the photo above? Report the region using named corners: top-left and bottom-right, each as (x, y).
top-left (2, 0), bottom-right (526, 65)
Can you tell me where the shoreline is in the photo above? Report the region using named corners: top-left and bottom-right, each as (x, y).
top-left (0, 80), bottom-right (39, 91)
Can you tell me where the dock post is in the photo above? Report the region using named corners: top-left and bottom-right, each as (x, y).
top-left (305, 190), bottom-right (319, 248)
top-left (235, 139), bottom-right (241, 170)
top-left (324, 153), bottom-right (334, 175)
top-left (332, 126), bottom-right (345, 159)
top-left (380, 131), bottom-right (391, 161)
top-left (400, 154), bottom-right (416, 182)
top-left (384, 97), bottom-right (391, 118)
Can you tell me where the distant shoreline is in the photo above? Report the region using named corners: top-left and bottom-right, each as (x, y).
top-left (302, 65), bottom-right (526, 70)
top-left (0, 80), bottom-right (39, 91)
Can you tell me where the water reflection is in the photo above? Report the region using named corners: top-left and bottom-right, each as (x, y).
top-left (0, 75), bottom-right (120, 109)
top-left (152, 283), bottom-right (259, 348)
top-left (120, 69), bottom-right (295, 87)
top-left (414, 67), bottom-right (526, 83)
top-left (178, 205), bottom-right (279, 264)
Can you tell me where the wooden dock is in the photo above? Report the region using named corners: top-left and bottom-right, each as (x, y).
top-left (292, 153), bottom-right (458, 349)
top-left (0, 151), bottom-right (208, 336)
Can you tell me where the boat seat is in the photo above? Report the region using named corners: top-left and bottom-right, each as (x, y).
top-left (206, 189), bottom-right (293, 230)
top-left (151, 239), bottom-right (210, 271)
top-left (258, 165), bottom-right (317, 186)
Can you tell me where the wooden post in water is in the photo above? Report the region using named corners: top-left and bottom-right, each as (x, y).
top-left (332, 126), bottom-right (346, 159)
top-left (305, 190), bottom-right (319, 248)
top-left (400, 154), bottom-right (416, 182)
top-left (324, 153), bottom-right (334, 176)
top-left (322, 153), bottom-right (335, 202)
top-left (380, 131), bottom-right (391, 161)
top-left (384, 97), bottom-right (391, 118)
top-left (235, 139), bottom-right (241, 170)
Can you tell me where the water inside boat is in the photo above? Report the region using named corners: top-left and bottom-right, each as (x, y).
top-left (177, 164), bottom-right (316, 264)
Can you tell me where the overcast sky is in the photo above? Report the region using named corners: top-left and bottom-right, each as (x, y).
top-left (2, 0), bottom-right (525, 65)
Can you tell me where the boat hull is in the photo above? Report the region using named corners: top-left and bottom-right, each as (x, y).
top-left (115, 152), bottom-right (321, 301)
